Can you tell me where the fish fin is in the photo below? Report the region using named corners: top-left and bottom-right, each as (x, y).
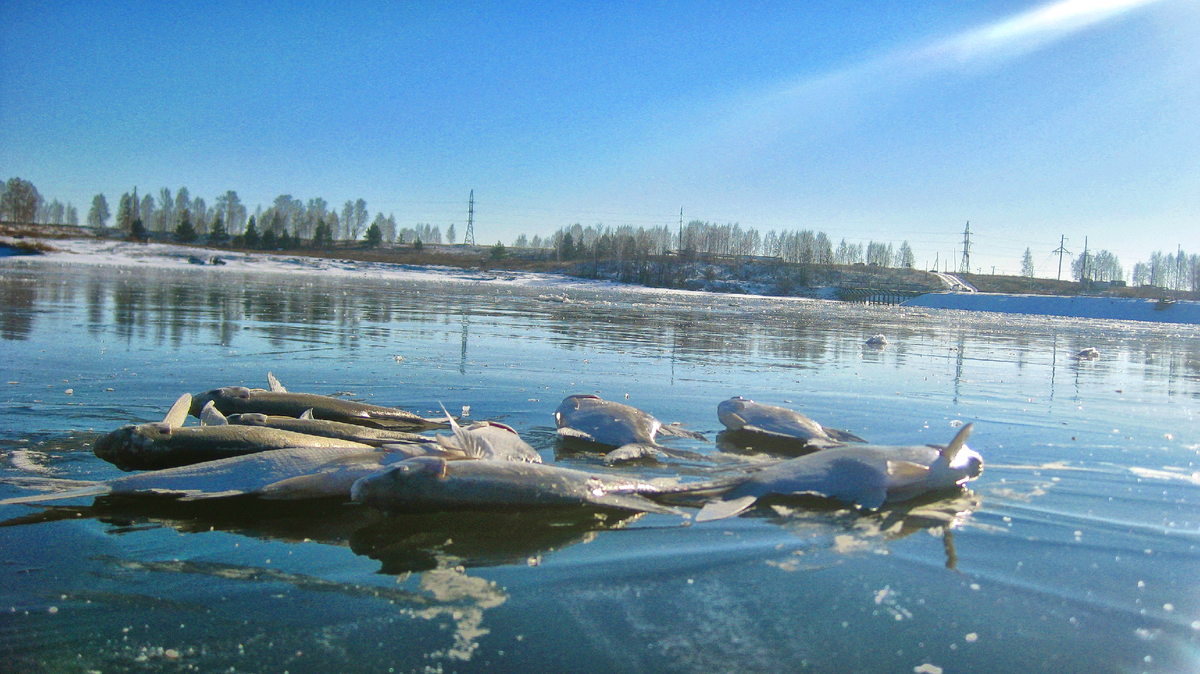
top-left (590, 492), bottom-right (686, 516)
top-left (556, 427), bottom-right (597, 442)
top-left (162, 393), bottom-right (192, 428)
top-left (887, 460), bottom-right (930, 479)
top-left (267, 372), bottom-right (287, 393)
top-left (657, 423), bottom-right (708, 442)
top-left (440, 402), bottom-right (492, 459)
top-left (941, 423), bottom-right (974, 464)
top-left (300, 408), bottom-right (315, 420)
top-left (200, 401), bottom-right (228, 426)
top-left (695, 496), bottom-right (759, 522)
top-left (822, 427), bottom-right (868, 444)
top-left (0, 483), bottom-right (111, 505)
top-left (604, 444), bottom-right (664, 464)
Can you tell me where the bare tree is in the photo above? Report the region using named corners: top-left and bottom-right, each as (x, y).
top-left (1, 177), bottom-right (42, 223)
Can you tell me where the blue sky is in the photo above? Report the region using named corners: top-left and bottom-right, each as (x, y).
top-left (2, 0), bottom-right (1197, 276)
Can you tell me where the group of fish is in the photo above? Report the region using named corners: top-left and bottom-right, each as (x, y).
top-left (2, 374), bottom-right (984, 522)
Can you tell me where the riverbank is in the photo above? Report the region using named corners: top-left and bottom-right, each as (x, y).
top-left (4, 231), bottom-right (1198, 325)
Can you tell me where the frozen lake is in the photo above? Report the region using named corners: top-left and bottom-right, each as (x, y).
top-left (1, 256), bottom-right (1198, 673)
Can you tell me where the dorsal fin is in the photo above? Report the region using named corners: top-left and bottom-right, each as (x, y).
top-left (200, 401), bottom-right (228, 426)
top-left (300, 408), bottom-right (315, 420)
top-left (163, 393), bottom-right (192, 428)
top-left (440, 402), bottom-right (491, 459)
top-left (267, 372), bottom-right (287, 393)
top-left (941, 423), bottom-right (974, 464)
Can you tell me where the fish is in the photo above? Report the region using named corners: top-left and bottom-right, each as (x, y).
top-left (94, 394), bottom-right (375, 471)
top-left (695, 424), bottom-right (984, 522)
top-left (553, 394), bottom-right (708, 463)
top-left (190, 379), bottom-right (448, 430)
top-left (434, 404), bottom-right (542, 463)
top-left (717, 397), bottom-right (865, 448)
top-left (221, 409), bottom-right (430, 447)
top-left (3, 445), bottom-right (419, 505)
top-left (351, 455), bottom-right (689, 515)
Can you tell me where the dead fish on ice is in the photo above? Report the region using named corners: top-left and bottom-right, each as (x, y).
top-left (554, 394), bottom-right (708, 463)
top-left (351, 455), bottom-right (688, 515)
top-left (717, 397), bottom-right (865, 449)
top-left (95, 394), bottom-right (374, 471)
top-left (190, 373), bottom-right (447, 430)
top-left (695, 424), bottom-right (984, 522)
top-left (432, 404), bottom-right (542, 463)
top-left (221, 409), bottom-right (429, 447)
top-left (3, 445), bottom-right (418, 505)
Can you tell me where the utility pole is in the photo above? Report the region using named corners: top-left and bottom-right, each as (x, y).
top-left (959, 221), bottom-right (971, 274)
top-left (1053, 235), bottom-right (1070, 281)
top-left (463, 190), bottom-right (475, 246)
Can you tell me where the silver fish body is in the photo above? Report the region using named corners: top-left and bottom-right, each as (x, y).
top-left (554, 394), bottom-right (706, 462)
top-left (94, 422), bottom-right (373, 471)
top-left (696, 424), bottom-right (984, 521)
top-left (190, 387), bottom-right (444, 429)
top-left (5, 446), bottom-right (416, 505)
top-left (710, 393), bottom-right (864, 446)
top-left (717, 397), bottom-right (841, 446)
top-left (351, 456), bottom-right (683, 514)
top-left (227, 413), bottom-right (429, 446)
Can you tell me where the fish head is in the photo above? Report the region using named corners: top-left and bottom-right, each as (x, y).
top-left (189, 386), bottom-right (253, 417)
top-left (351, 456), bottom-right (449, 507)
top-left (717, 397), bottom-right (752, 430)
top-left (554, 394), bottom-right (601, 426)
top-left (92, 423), bottom-right (171, 468)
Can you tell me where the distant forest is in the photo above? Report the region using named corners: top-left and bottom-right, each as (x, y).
top-left (2, 176), bottom-right (1198, 292)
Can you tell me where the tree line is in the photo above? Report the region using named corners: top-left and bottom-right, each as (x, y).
top-left (3, 176), bottom-right (1195, 290)
top-left (509, 221), bottom-right (917, 269)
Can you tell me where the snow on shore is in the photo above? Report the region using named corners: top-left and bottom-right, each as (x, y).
top-left (1, 238), bottom-right (627, 291)
top-left (904, 292), bottom-right (1200, 325)
top-left (6, 237), bottom-right (1197, 324)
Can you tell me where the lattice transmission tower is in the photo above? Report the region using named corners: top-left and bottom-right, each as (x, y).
top-left (959, 221), bottom-right (971, 273)
top-left (463, 190), bottom-right (476, 246)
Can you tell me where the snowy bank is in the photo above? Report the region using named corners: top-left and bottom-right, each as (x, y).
top-left (903, 292), bottom-right (1200, 325)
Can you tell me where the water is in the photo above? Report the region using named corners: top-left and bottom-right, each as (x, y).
top-left (1, 260), bottom-right (1198, 673)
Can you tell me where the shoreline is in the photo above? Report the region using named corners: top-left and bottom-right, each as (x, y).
top-left (4, 234), bottom-right (1199, 325)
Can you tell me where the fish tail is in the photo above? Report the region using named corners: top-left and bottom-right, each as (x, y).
top-left (0, 483), bottom-right (111, 505)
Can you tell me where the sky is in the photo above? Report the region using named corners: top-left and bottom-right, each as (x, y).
top-left (2, 0), bottom-right (1197, 277)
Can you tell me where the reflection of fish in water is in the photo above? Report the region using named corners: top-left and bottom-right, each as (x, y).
top-left (554, 394), bottom-right (708, 463)
top-left (95, 394), bottom-right (375, 471)
top-left (695, 424), bottom-right (984, 522)
top-left (3, 445), bottom-right (419, 505)
top-left (350, 508), bottom-right (639, 574)
top-left (717, 397), bottom-right (865, 450)
top-left (352, 455), bottom-right (720, 515)
top-left (190, 373), bottom-right (447, 430)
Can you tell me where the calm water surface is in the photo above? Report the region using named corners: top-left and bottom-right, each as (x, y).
top-left (1, 261), bottom-right (1198, 673)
